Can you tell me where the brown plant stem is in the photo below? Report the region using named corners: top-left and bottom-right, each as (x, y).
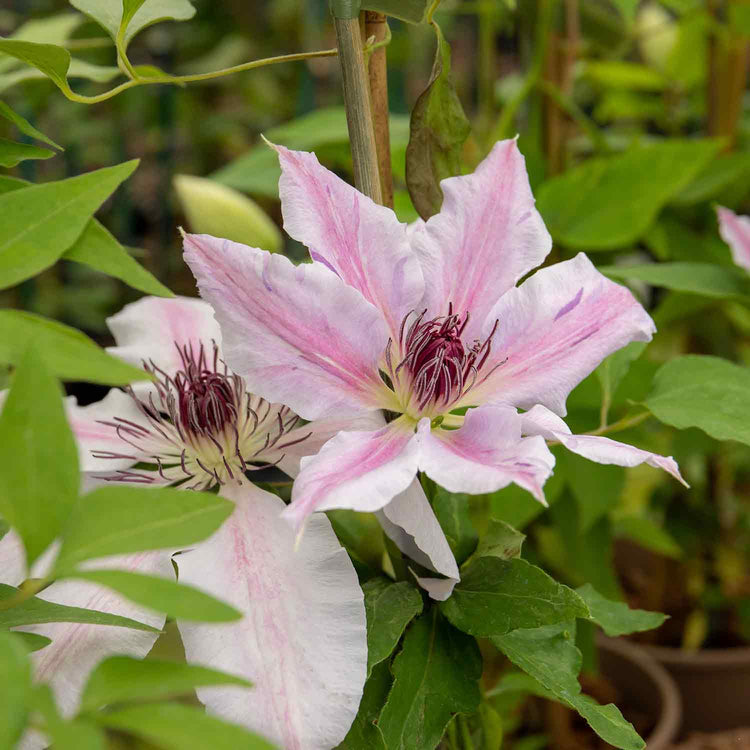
top-left (333, 14), bottom-right (383, 203)
top-left (365, 11), bottom-right (394, 208)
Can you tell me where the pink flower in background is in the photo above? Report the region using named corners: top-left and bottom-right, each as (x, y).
top-left (0, 296), bottom-right (367, 750)
top-left (717, 205), bottom-right (750, 271)
top-left (183, 139), bottom-right (686, 600)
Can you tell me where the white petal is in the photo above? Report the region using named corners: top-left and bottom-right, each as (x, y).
top-left (176, 483), bottom-right (367, 750)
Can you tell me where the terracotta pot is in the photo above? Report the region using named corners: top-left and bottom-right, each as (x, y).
top-left (598, 636), bottom-right (682, 749)
top-left (640, 643), bottom-right (750, 733)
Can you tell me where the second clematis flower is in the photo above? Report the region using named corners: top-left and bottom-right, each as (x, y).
top-left (5, 295), bottom-right (367, 750)
top-left (183, 139), bottom-right (686, 598)
top-left (717, 205), bottom-right (750, 271)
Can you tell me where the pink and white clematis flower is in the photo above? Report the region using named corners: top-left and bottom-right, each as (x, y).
top-left (1, 295), bottom-right (367, 750)
top-left (717, 205), bottom-right (750, 271)
top-left (182, 138), bottom-right (686, 598)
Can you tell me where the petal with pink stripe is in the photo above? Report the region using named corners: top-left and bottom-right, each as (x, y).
top-left (183, 233), bottom-right (390, 421)
top-left (176, 483), bottom-right (367, 750)
top-left (274, 144), bottom-right (424, 337)
top-left (411, 139), bottom-right (552, 341)
top-left (717, 205), bottom-right (750, 271)
top-left (475, 253), bottom-right (656, 416)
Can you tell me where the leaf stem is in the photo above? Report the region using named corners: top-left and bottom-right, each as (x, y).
top-left (584, 411), bottom-right (652, 437)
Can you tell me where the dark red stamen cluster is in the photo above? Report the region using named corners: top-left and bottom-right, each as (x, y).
top-left (385, 305), bottom-right (500, 412)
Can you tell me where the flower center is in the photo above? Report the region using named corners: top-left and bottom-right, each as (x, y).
top-left (384, 305), bottom-right (499, 417)
top-left (93, 342), bottom-right (307, 489)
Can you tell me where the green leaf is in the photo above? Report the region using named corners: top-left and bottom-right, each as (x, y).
top-left (596, 342), bottom-right (647, 407)
top-left (0, 309), bottom-right (147, 384)
top-left (0, 39), bottom-right (71, 91)
top-left (378, 610), bottom-right (482, 750)
top-left (70, 569), bottom-right (241, 622)
top-left (0, 583), bottom-right (159, 631)
top-left (0, 100), bottom-right (61, 149)
top-left (614, 516), bottom-right (682, 559)
top-left (335, 660), bottom-right (390, 750)
top-left (55, 486), bottom-right (234, 572)
top-left (363, 578), bottom-right (423, 675)
top-left (583, 61), bottom-right (667, 91)
top-left (494, 623), bottom-right (645, 750)
top-left (360, 0), bottom-right (432, 23)
top-left (432, 488), bottom-right (478, 565)
top-left (32, 684), bottom-right (107, 750)
top-left (79, 656), bottom-right (251, 713)
top-left (0, 349), bottom-right (78, 566)
top-left (471, 519), bottom-right (525, 562)
top-left (94, 702), bottom-right (275, 749)
top-left (536, 140), bottom-right (721, 249)
top-left (0, 137), bottom-right (54, 167)
top-left (0, 160), bottom-right (138, 289)
top-left (405, 21), bottom-right (470, 220)
top-left (70, 0), bottom-right (196, 46)
top-left (63, 218), bottom-right (173, 296)
top-left (646, 355), bottom-right (750, 446)
top-left (440, 557), bottom-right (589, 637)
top-left (0, 630), bottom-right (31, 748)
top-left (577, 584), bottom-right (667, 636)
top-left (599, 262), bottom-right (750, 304)
top-left (562, 452), bottom-right (624, 534)
top-left (0, 59), bottom-right (120, 93)
top-left (0, 14), bottom-right (82, 75)
top-left (173, 175), bottom-right (281, 253)
top-left (13, 632), bottom-right (52, 652)
top-left (673, 152), bottom-right (750, 206)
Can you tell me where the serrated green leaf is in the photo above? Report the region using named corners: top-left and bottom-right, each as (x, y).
top-left (0, 100), bottom-right (61, 149)
top-left (0, 39), bottom-right (71, 91)
top-left (0, 137), bottom-right (54, 167)
top-left (432, 488), bottom-right (477, 565)
top-left (336, 660), bottom-right (390, 750)
top-left (471, 519), bottom-right (525, 562)
top-left (577, 584), bottom-right (667, 636)
top-left (646, 355), bottom-right (750, 446)
top-left (536, 140), bottom-right (721, 249)
top-left (600, 262), bottom-right (750, 304)
top-left (378, 610), bottom-right (481, 750)
top-left (174, 174), bottom-right (281, 252)
top-left (0, 630), bottom-right (31, 748)
top-left (0, 309), bottom-right (147, 384)
top-left (70, 569), bottom-right (241, 622)
top-left (79, 655), bottom-right (251, 713)
top-left (55, 486), bottom-right (234, 572)
top-left (0, 349), bottom-right (78, 566)
top-left (440, 557), bottom-right (589, 637)
top-left (363, 578), bottom-right (423, 675)
top-left (493, 623), bottom-right (645, 750)
top-left (94, 702), bottom-right (276, 749)
top-left (0, 583), bottom-right (159, 631)
top-left (405, 20), bottom-right (470, 220)
top-left (0, 160), bottom-right (138, 289)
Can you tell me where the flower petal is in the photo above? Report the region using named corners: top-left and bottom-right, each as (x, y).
top-left (417, 405), bottom-right (555, 503)
top-left (476, 253), bottom-right (655, 416)
top-left (717, 205), bottom-right (750, 271)
top-left (521, 404), bottom-right (688, 486)
top-left (107, 295), bottom-right (221, 376)
top-left (18, 551), bottom-right (170, 717)
top-left (184, 233), bottom-right (390, 420)
top-left (411, 139), bottom-right (552, 341)
top-left (274, 144), bottom-right (424, 337)
top-left (176, 483), bottom-right (367, 750)
top-left (0, 528), bottom-right (26, 586)
top-left (285, 418), bottom-right (420, 528)
top-left (377, 480), bottom-right (459, 601)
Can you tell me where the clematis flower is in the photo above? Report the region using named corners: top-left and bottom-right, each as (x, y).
top-left (1, 295), bottom-right (367, 750)
top-left (183, 139), bottom-right (687, 597)
top-left (717, 205), bottom-right (750, 271)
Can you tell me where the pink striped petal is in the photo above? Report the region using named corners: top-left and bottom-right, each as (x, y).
top-left (274, 144), bottom-right (424, 337)
top-left (521, 404), bottom-right (688, 486)
top-left (176, 483), bottom-right (366, 750)
top-left (377, 480), bottom-right (459, 601)
top-left (18, 551), bottom-right (169, 718)
top-left (417, 406), bottom-right (555, 503)
top-left (717, 205), bottom-right (750, 271)
top-left (107, 295), bottom-right (221, 377)
top-left (475, 253), bottom-right (655, 416)
top-left (285, 418), bottom-right (420, 528)
top-left (183, 233), bottom-right (390, 421)
top-left (1, 528), bottom-right (27, 586)
top-left (411, 139), bottom-right (552, 341)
